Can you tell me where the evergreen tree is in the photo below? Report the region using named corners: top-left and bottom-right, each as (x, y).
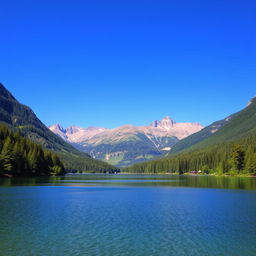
top-left (245, 145), bottom-right (256, 174)
top-left (231, 144), bottom-right (245, 172)
top-left (0, 137), bottom-right (14, 174)
top-left (12, 141), bottom-right (24, 176)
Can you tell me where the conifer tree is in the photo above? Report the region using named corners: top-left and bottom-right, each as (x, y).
top-left (0, 137), bottom-right (14, 174)
top-left (231, 144), bottom-right (245, 172)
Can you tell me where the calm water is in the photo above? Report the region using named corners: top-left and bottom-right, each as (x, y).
top-left (0, 174), bottom-right (256, 256)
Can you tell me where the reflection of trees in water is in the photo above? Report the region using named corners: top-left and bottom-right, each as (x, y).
top-left (0, 175), bottom-right (255, 190)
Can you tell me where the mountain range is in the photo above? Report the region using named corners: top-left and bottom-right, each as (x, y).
top-left (49, 117), bottom-right (203, 166)
top-left (2, 82), bottom-right (254, 175)
top-left (0, 83), bottom-right (119, 173)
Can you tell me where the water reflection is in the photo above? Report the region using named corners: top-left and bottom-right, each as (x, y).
top-left (0, 174), bottom-right (255, 190)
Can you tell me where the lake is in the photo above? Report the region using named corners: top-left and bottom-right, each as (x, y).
top-left (0, 174), bottom-right (256, 256)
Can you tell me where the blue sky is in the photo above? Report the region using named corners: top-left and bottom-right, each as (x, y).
top-left (1, 0), bottom-right (255, 128)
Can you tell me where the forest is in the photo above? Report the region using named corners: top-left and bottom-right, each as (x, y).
top-left (0, 124), bottom-right (65, 177)
top-left (124, 134), bottom-right (256, 175)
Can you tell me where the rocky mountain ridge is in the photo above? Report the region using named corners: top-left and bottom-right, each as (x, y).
top-left (49, 117), bottom-right (203, 166)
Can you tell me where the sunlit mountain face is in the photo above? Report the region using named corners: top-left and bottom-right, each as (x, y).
top-left (49, 116), bottom-right (203, 166)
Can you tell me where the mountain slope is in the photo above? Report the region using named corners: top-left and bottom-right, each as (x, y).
top-left (0, 83), bottom-right (82, 153)
top-left (170, 97), bottom-right (256, 154)
top-left (0, 83), bottom-right (119, 172)
top-left (49, 117), bottom-right (203, 166)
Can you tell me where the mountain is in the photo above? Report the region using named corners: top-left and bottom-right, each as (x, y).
top-left (49, 117), bottom-right (203, 166)
top-left (170, 97), bottom-right (256, 154)
top-left (0, 83), bottom-right (119, 172)
top-left (124, 97), bottom-right (256, 175)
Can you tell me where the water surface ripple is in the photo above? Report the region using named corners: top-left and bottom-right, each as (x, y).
top-left (0, 174), bottom-right (256, 256)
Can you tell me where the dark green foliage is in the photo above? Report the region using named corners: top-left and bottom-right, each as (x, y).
top-left (0, 136), bottom-right (14, 173)
top-left (0, 124), bottom-right (65, 177)
top-left (231, 144), bottom-right (245, 172)
top-left (245, 145), bottom-right (256, 174)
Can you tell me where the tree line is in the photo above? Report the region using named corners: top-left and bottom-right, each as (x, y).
top-left (0, 124), bottom-right (65, 177)
top-left (124, 134), bottom-right (256, 175)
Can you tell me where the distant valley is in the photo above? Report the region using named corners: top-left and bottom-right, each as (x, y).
top-left (49, 117), bottom-right (203, 166)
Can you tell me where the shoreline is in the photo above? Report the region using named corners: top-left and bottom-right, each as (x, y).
top-left (119, 172), bottom-right (256, 177)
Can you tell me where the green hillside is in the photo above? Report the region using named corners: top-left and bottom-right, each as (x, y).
top-left (169, 118), bottom-right (232, 154)
top-left (0, 83), bottom-right (119, 173)
top-left (170, 98), bottom-right (256, 154)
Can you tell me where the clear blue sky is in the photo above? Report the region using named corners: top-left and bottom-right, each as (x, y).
top-left (1, 0), bottom-right (255, 128)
